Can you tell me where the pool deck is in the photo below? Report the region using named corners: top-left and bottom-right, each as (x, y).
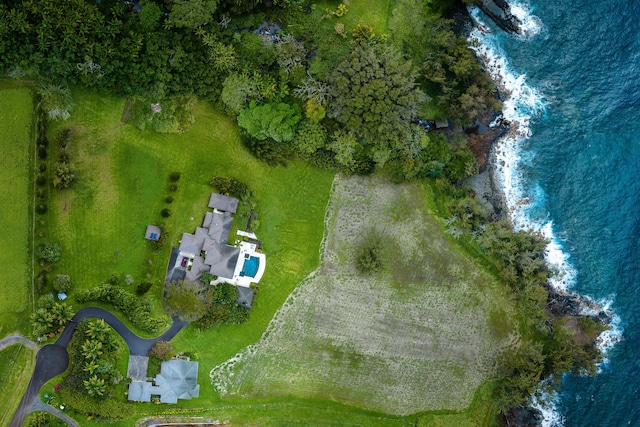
top-left (227, 241), bottom-right (266, 287)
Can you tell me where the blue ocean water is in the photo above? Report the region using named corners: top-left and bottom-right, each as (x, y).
top-left (473, 1), bottom-right (640, 425)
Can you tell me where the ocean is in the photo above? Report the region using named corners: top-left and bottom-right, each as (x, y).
top-left (470, 1), bottom-right (640, 425)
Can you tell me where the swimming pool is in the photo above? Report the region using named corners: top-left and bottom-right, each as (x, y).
top-left (241, 256), bottom-right (259, 278)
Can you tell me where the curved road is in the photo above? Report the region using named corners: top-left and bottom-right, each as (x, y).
top-left (9, 307), bottom-right (188, 427)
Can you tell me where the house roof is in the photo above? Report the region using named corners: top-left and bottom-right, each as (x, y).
top-left (237, 286), bottom-right (255, 309)
top-left (208, 193), bottom-right (239, 213)
top-left (207, 212), bottom-right (233, 244)
top-left (178, 232), bottom-right (203, 255)
top-left (205, 245), bottom-right (240, 279)
top-left (128, 360), bottom-right (199, 403)
top-left (145, 225), bottom-right (162, 241)
top-left (155, 360), bottom-right (199, 403)
top-left (202, 211), bottom-right (214, 228)
top-left (185, 256), bottom-right (209, 282)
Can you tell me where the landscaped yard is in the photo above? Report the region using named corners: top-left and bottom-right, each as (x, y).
top-left (210, 175), bottom-right (514, 417)
top-left (0, 86), bottom-right (34, 336)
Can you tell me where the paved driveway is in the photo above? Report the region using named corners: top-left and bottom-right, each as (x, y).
top-left (9, 307), bottom-right (187, 427)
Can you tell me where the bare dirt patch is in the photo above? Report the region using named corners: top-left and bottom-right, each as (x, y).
top-left (210, 175), bottom-right (513, 415)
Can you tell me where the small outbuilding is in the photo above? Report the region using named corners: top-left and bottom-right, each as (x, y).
top-left (145, 225), bottom-right (162, 241)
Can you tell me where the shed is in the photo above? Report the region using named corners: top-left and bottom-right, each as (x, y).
top-left (145, 225), bottom-right (162, 241)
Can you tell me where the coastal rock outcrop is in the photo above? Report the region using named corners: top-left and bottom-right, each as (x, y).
top-left (546, 285), bottom-right (613, 325)
top-left (477, 0), bottom-right (523, 34)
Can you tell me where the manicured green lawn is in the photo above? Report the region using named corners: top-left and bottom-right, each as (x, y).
top-left (0, 86), bottom-right (34, 336)
top-left (44, 89), bottom-right (334, 339)
top-left (0, 344), bottom-right (35, 426)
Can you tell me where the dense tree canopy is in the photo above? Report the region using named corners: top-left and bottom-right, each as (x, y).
top-left (328, 41), bottom-right (426, 167)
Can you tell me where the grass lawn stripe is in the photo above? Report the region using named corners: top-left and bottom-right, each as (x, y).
top-left (0, 88), bottom-right (33, 319)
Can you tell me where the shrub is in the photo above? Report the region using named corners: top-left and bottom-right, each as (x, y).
top-left (196, 283), bottom-right (250, 329)
top-left (354, 229), bottom-right (384, 274)
top-left (53, 274), bottom-right (72, 293)
top-left (36, 271), bottom-right (48, 295)
top-left (39, 162), bottom-right (47, 172)
top-left (150, 341), bottom-right (174, 360)
top-left (161, 208), bottom-right (171, 217)
top-left (210, 176), bottom-right (249, 199)
top-left (37, 243), bottom-right (61, 263)
top-left (53, 162), bottom-right (77, 189)
top-left (37, 135), bottom-right (49, 147)
top-left (36, 174), bottom-right (46, 186)
top-left (38, 146), bottom-right (47, 159)
top-left (169, 184), bottom-right (178, 192)
top-left (76, 284), bottom-right (166, 332)
top-left (165, 196), bottom-right (174, 203)
top-left (36, 203), bottom-right (48, 214)
top-left (108, 273), bottom-right (121, 284)
top-left (136, 282), bottom-right (153, 295)
top-left (169, 171), bottom-right (181, 182)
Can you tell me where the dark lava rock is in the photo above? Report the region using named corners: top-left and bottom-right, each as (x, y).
top-left (478, 0), bottom-right (523, 34)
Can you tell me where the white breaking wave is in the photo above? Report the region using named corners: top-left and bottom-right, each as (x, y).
top-left (469, 3), bottom-right (623, 425)
top-left (510, 0), bottom-right (543, 37)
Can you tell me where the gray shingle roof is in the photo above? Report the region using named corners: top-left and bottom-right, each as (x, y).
top-left (178, 232), bottom-right (203, 255)
top-left (208, 193), bottom-right (239, 213)
top-left (207, 212), bottom-right (233, 244)
top-left (205, 245), bottom-right (240, 279)
top-left (237, 286), bottom-right (255, 309)
top-left (185, 256), bottom-right (209, 282)
top-left (155, 360), bottom-right (199, 403)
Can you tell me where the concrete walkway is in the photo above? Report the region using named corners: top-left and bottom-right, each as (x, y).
top-left (9, 307), bottom-right (188, 427)
top-left (0, 334), bottom-right (37, 351)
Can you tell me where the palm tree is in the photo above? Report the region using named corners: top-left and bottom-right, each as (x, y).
top-left (31, 308), bottom-right (54, 335)
top-left (85, 319), bottom-right (109, 341)
top-left (83, 375), bottom-right (106, 397)
top-left (83, 360), bottom-right (100, 375)
top-left (81, 339), bottom-right (103, 361)
top-left (50, 302), bottom-right (73, 327)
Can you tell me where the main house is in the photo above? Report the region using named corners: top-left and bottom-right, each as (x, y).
top-left (166, 193), bottom-right (266, 309)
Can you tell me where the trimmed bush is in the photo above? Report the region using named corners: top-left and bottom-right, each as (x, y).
top-left (36, 203), bottom-right (48, 214)
top-left (169, 171), bottom-right (181, 181)
top-left (37, 242), bottom-right (61, 263)
top-left (165, 196), bottom-right (174, 203)
top-left (76, 284), bottom-right (166, 332)
top-left (53, 274), bottom-right (72, 293)
top-left (210, 176), bottom-right (250, 199)
top-left (161, 208), bottom-right (171, 217)
top-left (169, 184), bottom-right (178, 192)
top-left (136, 281), bottom-right (153, 295)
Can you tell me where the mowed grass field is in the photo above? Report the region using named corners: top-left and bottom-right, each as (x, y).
top-left (43, 86), bottom-right (335, 382)
top-left (0, 344), bottom-right (35, 426)
top-left (0, 87), bottom-right (33, 334)
top-left (210, 175), bottom-right (514, 418)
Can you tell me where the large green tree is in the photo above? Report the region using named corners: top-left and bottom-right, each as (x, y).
top-left (328, 41), bottom-right (426, 167)
top-left (237, 101), bottom-right (302, 143)
top-left (167, 0), bottom-right (219, 30)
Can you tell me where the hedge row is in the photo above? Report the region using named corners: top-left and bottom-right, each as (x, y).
top-left (76, 284), bottom-right (166, 332)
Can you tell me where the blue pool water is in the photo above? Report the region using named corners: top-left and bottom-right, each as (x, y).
top-left (241, 256), bottom-right (259, 278)
top-left (472, 1), bottom-right (640, 425)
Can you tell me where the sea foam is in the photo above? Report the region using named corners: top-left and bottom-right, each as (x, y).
top-left (469, 3), bottom-right (622, 424)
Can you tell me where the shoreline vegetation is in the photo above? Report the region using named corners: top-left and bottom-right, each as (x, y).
top-left (0, 0), bottom-right (612, 426)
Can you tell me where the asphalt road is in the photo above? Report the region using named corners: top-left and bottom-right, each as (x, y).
top-left (9, 307), bottom-right (187, 427)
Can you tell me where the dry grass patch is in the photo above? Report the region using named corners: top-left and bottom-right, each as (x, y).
top-left (211, 175), bottom-right (514, 415)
